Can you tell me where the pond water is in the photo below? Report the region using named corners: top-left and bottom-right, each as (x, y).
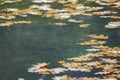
top-left (0, 0), bottom-right (120, 80)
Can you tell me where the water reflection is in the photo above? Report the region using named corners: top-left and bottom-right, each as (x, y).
top-left (0, 0), bottom-right (120, 80)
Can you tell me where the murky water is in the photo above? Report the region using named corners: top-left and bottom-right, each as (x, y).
top-left (0, 0), bottom-right (120, 80)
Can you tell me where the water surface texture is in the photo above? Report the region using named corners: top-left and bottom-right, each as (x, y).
top-left (0, 0), bottom-right (120, 80)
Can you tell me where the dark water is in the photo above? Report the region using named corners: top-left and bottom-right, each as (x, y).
top-left (0, 1), bottom-right (120, 80)
top-left (0, 16), bottom-right (120, 80)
